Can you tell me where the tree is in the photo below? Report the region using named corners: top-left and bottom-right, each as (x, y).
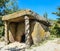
top-left (51, 7), bottom-right (60, 37)
top-left (0, 0), bottom-right (20, 37)
top-left (0, 0), bottom-right (9, 15)
top-left (0, 0), bottom-right (9, 27)
top-left (43, 12), bottom-right (48, 20)
top-left (0, 0), bottom-right (9, 7)
top-left (0, 0), bottom-right (19, 21)
top-left (4, 0), bottom-right (19, 14)
top-left (0, 0), bottom-right (19, 16)
top-left (52, 7), bottom-right (60, 23)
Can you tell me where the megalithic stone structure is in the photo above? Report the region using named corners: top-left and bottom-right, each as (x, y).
top-left (24, 16), bottom-right (31, 47)
top-left (2, 10), bottom-right (51, 48)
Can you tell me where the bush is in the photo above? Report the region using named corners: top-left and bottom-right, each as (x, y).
top-left (0, 26), bottom-right (4, 38)
top-left (50, 23), bottom-right (60, 37)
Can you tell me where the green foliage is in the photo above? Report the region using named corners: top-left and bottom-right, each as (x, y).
top-left (4, 0), bottom-right (19, 14)
top-left (0, 0), bottom-right (9, 7)
top-left (51, 7), bottom-right (60, 37)
top-left (0, 0), bottom-right (19, 15)
top-left (0, 0), bottom-right (9, 15)
top-left (0, 16), bottom-right (4, 27)
top-left (0, 0), bottom-right (20, 37)
top-left (50, 22), bottom-right (60, 37)
top-left (43, 12), bottom-right (48, 19)
top-left (52, 7), bottom-right (60, 23)
top-left (0, 26), bottom-right (4, 37)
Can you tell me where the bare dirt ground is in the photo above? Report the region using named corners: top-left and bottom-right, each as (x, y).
top-left (0, 38), bottom-right (60, 51)
top-left (26, 38), bottom-right (60, 51)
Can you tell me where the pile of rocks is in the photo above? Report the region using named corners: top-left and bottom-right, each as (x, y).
top-left (0, 42), bottom-right (26, 51)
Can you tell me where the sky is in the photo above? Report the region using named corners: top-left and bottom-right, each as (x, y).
top-left (17, 0), bottom-right (60, 20)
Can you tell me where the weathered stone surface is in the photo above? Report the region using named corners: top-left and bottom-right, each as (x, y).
top-left (16, 23), bottom-right (25, 42)
top-left (45, 31), bottom-right (50, 38)
top-left (0, 42), bottom-right (26, 51)
top-left (4, 20), bottom-right (50, 46)
top-left (2, 10), bottom-right (48, 25)
top-left (2, 9), bottom-right (50, 47)
top-left (9, 23), bottom-right (16, 43)
top-left (31, 22), bottom-right (41, 44)
top-left (24, 16), bottom-right (31, 47)
top-left (8, 20), bottom-right (50, 46)
top-left (31, 21), bottom-right (50, 44)
top-left (4, 21), bottom-right (9, 44)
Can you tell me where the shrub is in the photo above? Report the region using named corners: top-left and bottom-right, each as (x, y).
top-left (50, 23), bottom-right (60, 37)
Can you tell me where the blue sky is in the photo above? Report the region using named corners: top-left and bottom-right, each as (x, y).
top-left (17, 0), bottom-right (60, 20)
